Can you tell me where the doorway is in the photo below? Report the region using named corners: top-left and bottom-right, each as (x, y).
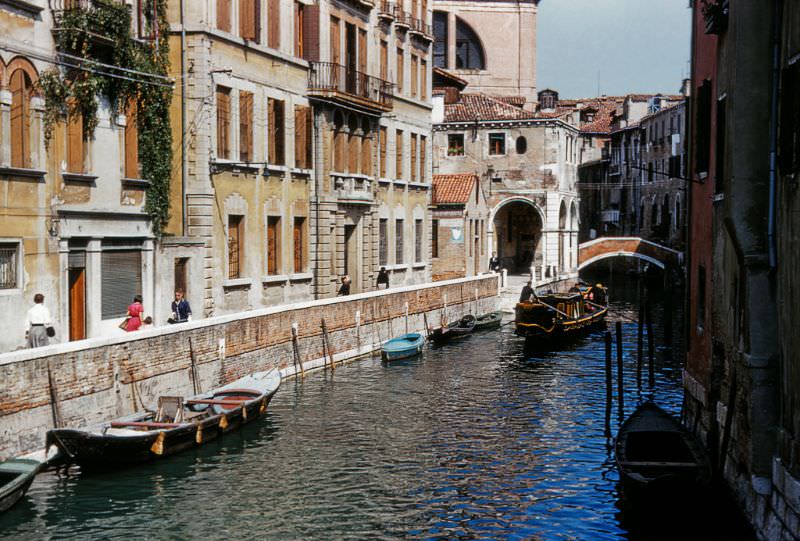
top-left (344, 224), bottom-right (358, 293)
top-left (345, 23), bottom-right (357, 94)
top-left (68, 267), bottom-right (86, 341)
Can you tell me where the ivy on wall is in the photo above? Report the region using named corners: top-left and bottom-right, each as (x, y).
top-left (40, 0), bottom-right (173, 234)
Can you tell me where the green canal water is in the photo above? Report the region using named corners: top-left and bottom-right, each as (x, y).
top-left (0, 275), bottom-right (755, 540)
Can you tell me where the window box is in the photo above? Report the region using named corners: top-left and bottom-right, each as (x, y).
top-left (62, 172), bottom-right (98, 184)
top-left (0, 166), bottom-right (46, 180)
top-left (121, 177), bottom-right (151, 188)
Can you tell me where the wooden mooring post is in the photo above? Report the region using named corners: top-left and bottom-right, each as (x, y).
top-left (637, 295), bottom-right (645, 391)
top-left (291, 323), bottom-right (305, 378)
top-left (321, 318), bottom-right (335, 371)
top-left (47, 362), bottom-right (62, 429)
top-left (188, 337), bottom-right (200, 395)
top-left (646, 300), bottom-right (655, 389)
top-left (616, 321), bottom-right (624, 420)
top-left (604, 331), bottom-right (613, 437)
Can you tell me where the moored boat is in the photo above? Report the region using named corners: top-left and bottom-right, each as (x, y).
top-left (429, 314), bottom-right (476, 342)
top-left (0, 458), bottom-right (42, 513)
top-left (474, 311), bottom-right (503, 331)
top-left (515, 283), bottom-right (608, 342)
top-left (381, 333), bottom-right (425, 361)
top-left (615, 402), bottom-right (711, 496)
top-left (46, 369), bottom-right (281, 470)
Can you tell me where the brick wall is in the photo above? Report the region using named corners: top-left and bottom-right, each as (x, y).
top-left (0, 275), bottom-right (499, 459)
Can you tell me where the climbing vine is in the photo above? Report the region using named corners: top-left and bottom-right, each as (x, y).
top-left (40, 0), bottom-right (173, 234)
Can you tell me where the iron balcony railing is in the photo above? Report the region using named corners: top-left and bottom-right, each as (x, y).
top-left (394, 7), bottom-right (411, 28)
top-left (408, 15), bottom-right (431, 37)
top-left (49, 0), bottom-right (128, 20)
top-left (378, 0), bottom-right (395, 19)
top-left (308, 62), bottom-right (393, 110)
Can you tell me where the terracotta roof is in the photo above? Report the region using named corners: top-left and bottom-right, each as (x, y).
top-left (432, 174), bottom-right (478, 205)
top-left (444, 94), bottom-right (537, 122)
top-left (432, 67), bottom-right (468, 90)
top-left (492, 95), bottom-right (527, 107)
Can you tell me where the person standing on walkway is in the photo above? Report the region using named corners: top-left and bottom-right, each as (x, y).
top-left (376, 267), bottom-right (390, 289)
top-left (489, 252), bottom-right (501, 273)
top-left (337, 275), bottom-right (351, 296)
top-left (125, 295), bottom-right (145, 332)
top-left (25, 293), bottom-right (52, 348)
top-left (168, 290), bottom-right (192, 324)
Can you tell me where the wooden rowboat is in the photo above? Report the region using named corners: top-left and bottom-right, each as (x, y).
top-left (0, 458), bottom-right (41, 513)
top-left (615, 402), bottom-right (711, 495)
top-left (45, 369), bottom-right (281, 470)
top-left (381, 333), bottom-right (425, 361)
top-left (474, 311), bottom-right (503, 331)
top-left (429, 314), bottom-right (476, 343)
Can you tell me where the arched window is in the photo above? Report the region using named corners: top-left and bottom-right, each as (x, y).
top-left (455, 18), bottom-right (485, 70)
top-left (360, 117), bottom-right (372, 175)
top-left (516, 136), bottom-right (527, 155)
top-left (10, 69), bottom-right (33, 168)
top-left (433, 11), bottom-right (448, 68)
top-left (333, 110), bottom-right (345, 172)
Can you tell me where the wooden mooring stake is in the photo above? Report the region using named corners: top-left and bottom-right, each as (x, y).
top-left (646, 300), bottom-right (655, 389)
top-left (47, 362), bottom-right (62, 429)
top-left (604, 331), bottom-right (613, 437)
top-left (616, 321), bottom-right (624, 420)
top-left (188, 337), bottom-right (200, 395)
top-left (291, 323), bottom-right (305, 378)
top-left (321, 318), bottom-right (335, 371)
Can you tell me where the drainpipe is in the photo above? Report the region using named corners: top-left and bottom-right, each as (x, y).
top-left (767, 0), bottom-right (783, 269)
top-left (180, 0), bottom-right (188, 236)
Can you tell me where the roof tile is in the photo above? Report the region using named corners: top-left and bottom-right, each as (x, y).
top-left (432, 174), bottom-right (478, 205)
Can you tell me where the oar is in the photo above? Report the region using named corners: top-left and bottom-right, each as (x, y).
top-left (531, 298), bottom-right (571, 319)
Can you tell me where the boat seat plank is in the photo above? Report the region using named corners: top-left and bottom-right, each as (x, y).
top-left (186, 399), bottom-right (249, 406)
top-left (214, 388), bottom-right (260, 396)
top-left (618, 461), bottom-right (698, 468)
top-left (109, 421), bottom-right (187, 429)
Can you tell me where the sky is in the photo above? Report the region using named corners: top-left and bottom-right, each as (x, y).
top-left (536, 0), bottom-right (692, 99)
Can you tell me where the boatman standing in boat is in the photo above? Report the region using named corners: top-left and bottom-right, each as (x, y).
top-left (519, 281), bottom-right (535, 303)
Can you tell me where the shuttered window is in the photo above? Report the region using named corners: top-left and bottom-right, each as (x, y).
top-left (294, 105), bottom-right (312, 169)
top-left (10, 70), bottom-right (31, 169)
top-left (217, 86), bottom-right (231, 159)
top-left (396, 47), bottom-right (404, 93)
top-left (361, 129), bottom-right (372, 175)
top-left (293, 217), bottom-right (305, 273)
top-left (101, 243), bottom-right (142, 319)
top-left (395, 129), bottom-right (403, 179)
top-left (268, 98), bottom-right (285, 165)
top-left (419, 135), bottom-right (426, 183)
top-left (348, 131), bottom-right (359, 173)
top-left (333, 127), bottom-right (345, 172)
top-left (239, 91), bottom-right (253, 162)
top-left (358, 29), bottom-right (367, 75)
top-left (379, 219), bottom-right (388, 266)
top-left (239, 0), bottom-right (258, 40)
top-left (268, 0), bottom-right (280, 49)
top-left (330, 16), bottom-right (341, 65)
top-left (217, 0), bottom-right (231, 32)
top-left (395, 219), bottom-right (404, 264)
top-left (411, 54), bottom-right (418, 98)
top-left (294, 1), bottom-right (304, 57)
top-left (67, 105), bottom-right (85, 173)
top-left (300, 3), bottom-right (319, 61)
top-left (379, 126), bottom-right (387, 178)
top-left (267, 216), bottom-right (280, 275)
top-left (124, 100), bottom-right (140, 178)
top-left (415, 219), bottom-right (423, 262)
top-left (410, 134), bottom-right (417, 182)
top-left (380, 40), bottom-right (388, 81)
top-left (431, 219), bottom-right (439, 258)
top-left (228, 215), bottom-right (243, 279)
top-left (421, 59), bottom-right (427, 101)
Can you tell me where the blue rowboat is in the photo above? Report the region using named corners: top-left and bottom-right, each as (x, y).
top-left (0, 458), bottom-right (42, 513)
top-left (381, 333), bottom-right (425, 361)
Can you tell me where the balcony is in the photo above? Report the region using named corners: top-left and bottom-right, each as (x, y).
top-left (50, 0), bottom-right (131, 51)
top-left (408, 15), bottom-right (432, 40)
top-left (332, 173), bottom-right (374, 204)
top-left (378, 0), bottom-right (395, 21)
top-left (308, 62), bottom-right (393, 112)
top-left (394, 8), bottom-right (411, 30)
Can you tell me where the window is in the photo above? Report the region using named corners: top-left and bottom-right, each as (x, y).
top-left (294, 105), bottom-right (312, 169)
top-left (516, 136), bottom-right (527, 155)
top-left (715, 96), bottom-right (726, 194)
top-left (379, 126), bottom-right (387, 178)
top-left (216, 86), bottom-right (231, 160)
top-left (268, 98), bottom-right (285, 165)
top-left (66, 105), bottom-right (87, 173)
top-left (395, 129), bottom-right (403, 179)
top-left (0, 243), bottom-right (19, 289)
top-left (411, 54), bottom-right (418, 98)
top-left (695, 79), bottom-right (712, 175)
top-left (266, 216), bottom-right (280, 275)
top-left (420, 135), bottom-right (426, 182)
top-left (395, 219), bottom-right (404, 264)
top-left (431, 219), bottom-right (439, 258)
top-left (447, 134), bottom-right (464, 156)
top-left (330, 16), bottom-right (341, 64)
top-left (379, 219), bottom-right (388, 266)
top-left (433, 11), bottom-right (448, 68)
top-left (348, 116), bottom-right (359, 173)
top-left (455, 17), bottom-right (485, 70)
top-left (380, 40), bottom-right (388, 81)
top-left (410, 134), bottom-right (417, 182)
top-left (135, 0), bottom-right (159, 40)
top-left (333, 113), bottom-right (345, 172)
top-left (10, 69), bottom-right (33, 169)
top-left (217, 0), bottom-right (231, 32)
top-left (228, 215), bottom-right (243, 279)
top-left (488, 133), bottom-right (505, 155)
top-left (124, 100), bottom-right (140, 178)
top-left (294, 1), bottom-right (304, 57)
top-left (396, 47), bottom-right (404, 93)
top-left (415, 219), bottom-right (423, 262)
top-left (360, 119), bottom-right (372, 175)
top-left (239, 91), bottom-right (253, 162)
top-left (421, 59), bottom-right (427, 101)
top-left (240, 0), bottom-right (259, 41)
top-left (293, 217), bottom-right (306, 272)
top-left (101, 241), bottom-right (142, 319)
top-left (268, 0), bottom-right (280, 49)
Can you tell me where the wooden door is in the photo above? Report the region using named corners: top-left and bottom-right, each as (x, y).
top-left (345, 23), bottom-right (357, 93)
top-left (69, 268), bottom-right (86, 341)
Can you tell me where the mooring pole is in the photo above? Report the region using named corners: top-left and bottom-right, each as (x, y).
top-left (646, 300), bottom-right (655, 389)
top-left (291, 323), bottom-right (304, 378)
top-left (321, 318), bottom-right (335, 371)
top-left (188, 336), bottom-right (200, 395)
top-left (404, 302), bottom-right (409, 335)
top-left (637, 293), bottom-right (645, 391)
top-left (664, 275), bottom-right (674, 344)
top-left (604, 331), bottom-right (613, 437)
top-left (616, 321), bottom-right (624, 420)
top-left (47, 362), bottom-right (62, 428)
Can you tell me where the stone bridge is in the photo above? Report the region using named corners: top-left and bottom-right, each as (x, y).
top-left (577, 237), bottom-right (682, 270)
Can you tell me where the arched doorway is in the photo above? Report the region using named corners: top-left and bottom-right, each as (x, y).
top-left (492, 199), bottom-right (544, 274)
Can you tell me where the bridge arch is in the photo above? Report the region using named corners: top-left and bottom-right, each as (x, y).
top-left (489, 197), bottom-right (546, 273)
top-left (578, 251), bottom-right (666, 271)
top-left (577, 237), bottom-right (681, 272)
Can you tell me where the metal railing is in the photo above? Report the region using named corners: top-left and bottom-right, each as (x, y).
top-left (394, 8), bottom-right (411, 27)
top-left (408, 15), bottom-right (431, 36)
top-left (49, 0), bottom-right (128, 18)
top-left (379, 0), bottom-right (395, 17)
top-left (309, 62), bottom-right (393, 109)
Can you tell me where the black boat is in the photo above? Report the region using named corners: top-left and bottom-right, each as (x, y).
top-left (46, 369), bottom-right (281, 470)
top-left (515, 283), bottom-right (607, 342)
top-left (429, 314), bottom-right (477, 342)
top-left (474, 311), bottom-right (503, 331)
top-left (0, 458), bottom-right (41, 513)
top-left (615, 402), bottom-right (712, 495)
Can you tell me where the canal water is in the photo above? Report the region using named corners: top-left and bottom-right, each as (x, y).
top-left (1, 275), bottom-right (755, 540)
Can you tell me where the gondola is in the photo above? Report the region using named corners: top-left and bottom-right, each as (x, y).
top-left (381, 333), bottom-right (425, 361)
top-left (474, 311), bottom-right (503, 331)
top-left (428, 314), bottom-right (476, 343)
top-left (45, 369), bottom-right (281, 470)
top-left (615, 402), bottom-right (712, 496)
top-left (0, 458), bottom-right (42, 513)
top-left (514, 283), bottom-right (608, 342)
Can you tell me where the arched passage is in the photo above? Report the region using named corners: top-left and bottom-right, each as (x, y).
top-left (491, 198), bottom-right (544, 273)
top-left (578, 252), bottom-right (666, 271)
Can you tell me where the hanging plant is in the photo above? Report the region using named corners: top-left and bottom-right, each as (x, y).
top-left (40, 0), bottom-right (173, 235)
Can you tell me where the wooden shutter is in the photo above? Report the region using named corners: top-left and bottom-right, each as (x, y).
top-left (421, 59), bottom-right (427, 100)
top-left (420, 135), bottom-right (426, 183)
top-left (239, 0), bottom-right (258, 41)
top-left (395, 219), bottom-right (403, 264)
top-left (294, 105), bottom-right (306, 169)
top-left (380, 40), bottom-right (388, 81)
top-left (410, 134), bottom-right (417, 182)
top-left (10, 70), bottom-right (30, 169)
top-left (396, 48), bottom-right (404, 93)
top-left (358, 28), bottom-right (367, 75)
top-left (267, 98), bottom-right (276, 164)
top-left (293, 217), bottom-right (304, 272)
top-left (275, 99), bottom-right (285, 165)
top-left (330, 16), bottom-right (340, 65)
top-left (239, 91), bottom-right (253, 162)
top-left (348, 132), bottom-right (358, 173)
top-left (268, 0), bottom-right (280, 49)
top-left (267, 216), bottom-right (279, 275)
top-left (411, 54), bottom-right (418, 98)
top-left (67, 106), bottom-right (85, 173)
top-left (395, 129), bottom-right (403, 179)
top-left (217, 0), bottom-right (231, 32)
top-left (361, 132), bottom-right (372, 175)
top-left (217, 87), bottom-right (231, 159)
top-left (379, 219), bottom-right (387, 266)
top-left (305, 105), bottom-right (313, 169)
top-left (294, 2), bottom-right (304, 58)
top-left (379, 126), bottom-right (387, 178)
top-left (124, 100), bottom-right (139, 178)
